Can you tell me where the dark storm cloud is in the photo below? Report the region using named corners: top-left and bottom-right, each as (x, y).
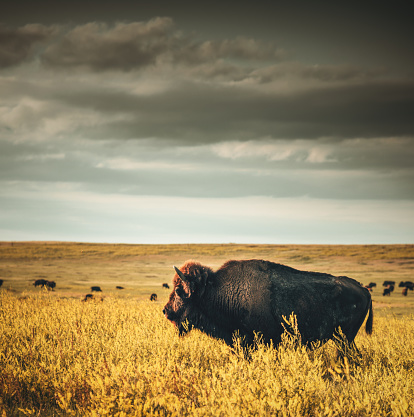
top-left (39, 19), bottom-right (283, 72)
top-left (1, 7), bottom-right (414, 244)
top-left (48, 74), bottom-right (414, 142)
top-left (41, 18), bottom-right (175, 71)
top-left (251, 63), bottom-right (386, 84)
top-left (0, 23), bottom-right (57, 68)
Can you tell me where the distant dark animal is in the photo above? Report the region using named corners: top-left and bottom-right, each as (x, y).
top-left (0, 279), bottom-right (3, 287)
top-left (116, 286), bottom-right (124, 290)
top-left (383, 281), bottom-right (395, 287)
top-left (150, 293), bottom-right (157, 301)
top-left (383, 285), bottom-right (394, 296)
top-left (163, 259), bottom-right (373, 352)
top-left (91, 286), bottom-right (102, 292)
top-left (364, 282), bottom-right (376, 292)
top-left (45, 281), bottom-right (56, 290)
top-left (162, 283), bottom-right (170, 289)
top-left (402, 287), bottom-right (408, 296)
top-left (399, 281), bottom-right (414, 291)
top-left (33, 279), bottom-right (55, 289)
top-left (82, 294), bottom-right (103, 302)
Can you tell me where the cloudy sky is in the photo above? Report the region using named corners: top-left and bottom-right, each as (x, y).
top-left (1, 1), bottom-right (414, 244)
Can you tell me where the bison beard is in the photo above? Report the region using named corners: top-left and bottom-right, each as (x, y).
top-left (163, 259), bottom-right (373, 351)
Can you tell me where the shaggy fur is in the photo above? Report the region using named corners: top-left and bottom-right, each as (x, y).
top-left (163, 259), bottom-right (373, 349)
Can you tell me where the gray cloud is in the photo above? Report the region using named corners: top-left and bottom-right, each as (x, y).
top-left (1, 135), bottom-right (413, 203)
top-left (171, 37), bottom-right (284, 66)
top-left (0, 24), bottom-right (57, 68)
top-left (39, 19), bottom-right (283, 72)
top-left (44, 75), bottom-right (414, 142)
top-left (1, 11), bottom-right (413, 244)
top-left (41, 18), bottom-right (175, 71)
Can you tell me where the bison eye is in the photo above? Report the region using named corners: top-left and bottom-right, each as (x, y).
top-left (175, 285), bottom-right (188, 299)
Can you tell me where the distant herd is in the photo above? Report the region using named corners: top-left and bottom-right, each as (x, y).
top-left (0, 275), bottom-right (412, 300)
top-left (0, 279), bottom-right (171, 302)
top-left (364, 280), bottom-right (414, 296)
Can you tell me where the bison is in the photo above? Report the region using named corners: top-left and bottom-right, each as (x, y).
top-left (91, 286), bottom-right (102, 292)
top-left (33, 279), bottom-right (55, 289)
top-left (399, 281), bottom-right (414, 291)
top-left (150, 293), bottom-right (157, 301)
top-left (45, 281), bottom-right (56, 290)
top-left (162, 283), bottom-right (170, 289)
top-left (0, 279), bottom-right (3, 288)
top-left (364, 282), bottom-right (377, 291)
top-left (383, 285), bottom-right (394, 296)
top-left (383, 280), bottom-right (395, 287)
top-left (163, 259), bottom-right (373, 351)
top-left (116, 286), bottom-right (125, 290)
top-left (82, 294), bottom-right (94, 301)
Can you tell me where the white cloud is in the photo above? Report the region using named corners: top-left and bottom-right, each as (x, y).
top-left (210, 139), bottom-right (337, 163)
top-left (95, 157), bottom-right (195, 171)
top-left (18, 153), bottom-right (65, 161)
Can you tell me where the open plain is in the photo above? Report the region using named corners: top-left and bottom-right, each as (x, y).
top-left (1, 242), bottom-right (414, 415)
top-left (1, 242), bottom-right (413, 316)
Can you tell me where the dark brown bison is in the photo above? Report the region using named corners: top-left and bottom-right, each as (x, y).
top-left (364, 282), bottom-right (377, 291)
top-left (45, 281), bottom-right (56, 290)
top-left (82, 294), bottom-right (94, 301)
top-left (402, 287), bottom-right (408, 296)
top-left (163, 259), bottom-right (373, 350)
top-left (82, 293), bottom-right (103, 302)
top-left (91, 286), bottom-right (102, 292)
top-left (116, 286), bottom-right (125, 290)
top-left (383, 285), bottom-right (394, 296)
top-left (399, 281), bottom-right (414, 290)
top-left (0, 279), bottom-right (3, 287)
top-left (33, 279), bottom-right (55, 289)
top-left (150, 293), bottom-right (157, 301)
top-left (162, 283), bottom-right (170, 289)
top-left (383, 280), bottom-right (395, 287)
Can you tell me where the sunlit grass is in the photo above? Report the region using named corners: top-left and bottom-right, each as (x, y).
top-left (1, 291), bottom-right (413, 416)
top-left (1, 242), bottom-right (413, 415)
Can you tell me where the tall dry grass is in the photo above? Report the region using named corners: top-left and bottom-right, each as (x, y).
top-left (1, 291), bottom-right (413, 416)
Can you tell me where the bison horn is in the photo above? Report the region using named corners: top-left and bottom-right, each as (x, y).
top-left (173, 266), bottom-right (188, 282)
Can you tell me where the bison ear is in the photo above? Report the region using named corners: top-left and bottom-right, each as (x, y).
top-left (196, 267), bottom-right (209, 296)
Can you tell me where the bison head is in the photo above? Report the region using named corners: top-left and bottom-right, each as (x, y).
top-left (162, 261), bottom-right (211, 336)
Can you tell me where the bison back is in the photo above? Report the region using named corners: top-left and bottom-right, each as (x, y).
top-left (215, 260), bottom-right (372, 345)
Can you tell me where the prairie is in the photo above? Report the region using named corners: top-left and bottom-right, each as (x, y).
top-left (1, 242), bottom-right (414, 416)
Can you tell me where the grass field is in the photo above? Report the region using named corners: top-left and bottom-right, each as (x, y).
top-left (1, 242), bottom-right (413, 316)
top-left (1, 242), bottom-right (414, 415)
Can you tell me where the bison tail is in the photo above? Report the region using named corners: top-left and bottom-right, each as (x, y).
top-left (365, 299), bottom-right (373, 335)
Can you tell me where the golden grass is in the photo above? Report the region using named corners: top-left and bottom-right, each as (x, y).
top-left (1, 291), bottom-right (413, 416)
top-left (1, 242), bottom-right (414, 415)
